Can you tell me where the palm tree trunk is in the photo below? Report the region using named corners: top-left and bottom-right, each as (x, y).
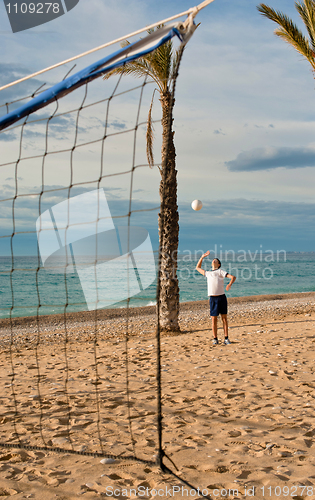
top-left (158, 90), bottom-right (180, 331)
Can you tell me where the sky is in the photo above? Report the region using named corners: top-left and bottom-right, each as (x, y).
top-left (0, 0), bottom-right (315, 255)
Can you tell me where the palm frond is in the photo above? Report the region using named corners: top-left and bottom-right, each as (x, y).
top-left (103, 59), bottom-right (164, 91)
top-left (145, 42), bottom-right (173, 92)
top-left (258, 3), bottom-right (315, 68)
top-left (171, 48), bottom-right (181, 81)
top-left (295, 0), bottom-right (315, 51)
top-left (146, 90), bottom-right (156, 168)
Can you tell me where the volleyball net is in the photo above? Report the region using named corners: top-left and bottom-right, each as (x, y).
top-left (0, 3), bottom-right (215, 490)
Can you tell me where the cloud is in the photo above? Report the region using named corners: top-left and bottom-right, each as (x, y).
top-left (0, 63), bottom-right (48, 104)
top-left (0, 63), bottom-right (32, 87)
top-left (109, 120), bottom-right (127, 130)
top-left (0, 184), bottom-right (132, 231)
top-left (0, 111), bottom-right (87, 144)
top-left (180, 198), bottom-right (315, 225)
top-left (1, 193), bottom-right (315, 252)
top-left (226, 146), bottom-right (315, 171)
top-left (178, 198), bottom-right (315, 251)
top-left (0, 130), bottom-right (17, 141)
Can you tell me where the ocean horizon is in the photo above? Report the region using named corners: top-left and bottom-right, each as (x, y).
top-left (0, 252), bottom-right (314, 319)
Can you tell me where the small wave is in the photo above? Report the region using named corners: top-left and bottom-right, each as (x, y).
top-left (145, 301), bottom-right (156, 307)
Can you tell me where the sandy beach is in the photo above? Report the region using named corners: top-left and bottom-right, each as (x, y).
top-left (0, 292), bottom-right (314, 499)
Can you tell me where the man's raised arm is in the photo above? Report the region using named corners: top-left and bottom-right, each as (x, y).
top-left (195, 250), bottom-right (210, 276)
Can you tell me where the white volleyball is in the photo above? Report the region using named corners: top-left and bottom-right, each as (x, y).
top-left (191, 199), bottom-right (203, 211)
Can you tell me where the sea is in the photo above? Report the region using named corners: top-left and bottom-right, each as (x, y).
top-left (0, 252), bottom-right (314, 319)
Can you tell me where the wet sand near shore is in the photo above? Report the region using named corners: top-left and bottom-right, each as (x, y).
top-left (0, 292), bottom-right (314, 499)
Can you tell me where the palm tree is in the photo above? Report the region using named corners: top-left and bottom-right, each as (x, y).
top-left (257, 1), bottom-right (315, 72)
top-left (104, 29), bottom-right (181, 331)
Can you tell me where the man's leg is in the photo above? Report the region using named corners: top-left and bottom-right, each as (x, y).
top-left (211, 316), bottom-right (218, 338)
top-left (221, 314), bottom-right (228, 338)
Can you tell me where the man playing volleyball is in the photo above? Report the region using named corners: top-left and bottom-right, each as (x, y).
top-left (196, 251), bottom-right (236, 345)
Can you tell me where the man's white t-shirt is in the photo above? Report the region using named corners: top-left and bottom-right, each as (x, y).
top-left (205, 269), bottom-right (228, 296)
